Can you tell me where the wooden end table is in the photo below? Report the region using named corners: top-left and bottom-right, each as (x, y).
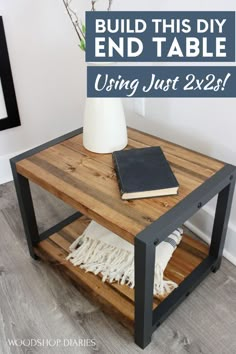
top-left (10, 127), bottom-right (236, 349)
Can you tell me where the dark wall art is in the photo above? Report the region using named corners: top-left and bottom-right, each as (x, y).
top-left (0, 16), bottom-right (20, 131)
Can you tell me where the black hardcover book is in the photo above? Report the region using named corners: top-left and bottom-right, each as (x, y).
top-left (112, 146), bottom-right (179, 200)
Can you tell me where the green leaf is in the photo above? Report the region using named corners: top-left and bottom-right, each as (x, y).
top-left (79, 39), bottom-right (86, 51)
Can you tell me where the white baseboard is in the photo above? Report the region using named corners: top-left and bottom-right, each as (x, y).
top-left (185, 207), bottom-right (236, 266)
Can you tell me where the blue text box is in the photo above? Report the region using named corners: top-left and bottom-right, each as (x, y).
top-left (87, 66), bottom-right (236, 97)
top-left (86, 11), bottom-right (235, 62)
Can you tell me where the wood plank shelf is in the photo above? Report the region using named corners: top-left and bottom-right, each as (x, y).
top-left (34, 216), bottom-right (209, 332)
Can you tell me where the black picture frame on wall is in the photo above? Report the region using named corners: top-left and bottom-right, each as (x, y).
top-left (0, 16), bottom-right (20, 131)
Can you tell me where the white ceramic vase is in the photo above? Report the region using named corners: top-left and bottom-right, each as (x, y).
top-left (83, 97), bottom-right (128, 154)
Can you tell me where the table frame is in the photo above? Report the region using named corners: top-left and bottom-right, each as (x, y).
top-left (10, 128), bottom-right (236, 349)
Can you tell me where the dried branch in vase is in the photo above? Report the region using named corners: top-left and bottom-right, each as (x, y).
top-left (107, 0), bottom-right (113, 11)
top-left (91, 1), bottom-right (96, 11)
top-left (62, 0), bottom-right (86, 50)
top-left (62, 0), bottom-right (113, 51)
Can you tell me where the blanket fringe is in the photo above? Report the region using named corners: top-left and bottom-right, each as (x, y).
top-left (67, 233), bottom-right (179, 296)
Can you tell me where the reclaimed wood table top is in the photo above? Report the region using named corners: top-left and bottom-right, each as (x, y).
top-left (16, 127), bottom-right (225, 244)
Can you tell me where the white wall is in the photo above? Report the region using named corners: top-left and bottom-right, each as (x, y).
top-left (0, 0), bottom-right (88, 183)
top-left (1, 0), bottom-right (236, 263)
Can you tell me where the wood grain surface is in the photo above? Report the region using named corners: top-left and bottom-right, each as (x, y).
top-left (1, 181), bottom-right (236, 354)
top-left (33, 216), bottom-right (209, 332)
top-left (15, 128), bottom-right (225, 244)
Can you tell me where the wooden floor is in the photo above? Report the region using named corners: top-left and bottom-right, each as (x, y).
top-left (1, 181), bottom-right (236, 354)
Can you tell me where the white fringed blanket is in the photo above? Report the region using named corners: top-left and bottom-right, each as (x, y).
top-left (67, 221), bottom-right (183, 296)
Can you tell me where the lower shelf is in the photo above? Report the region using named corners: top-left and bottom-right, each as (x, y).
top-left (34, 216), bottom-right (209, 332)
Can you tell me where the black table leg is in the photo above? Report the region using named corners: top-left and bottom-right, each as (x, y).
top-left (210, 178), bottom-right (236, 271)
top-left (11, 166), bottom-right (40, 259)
top-left (11, 161), bottom-right (83, 259)
top-left (134, 166), bottom-right (236, 349)
top-left (134, 237), bottom-right (155, 349)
